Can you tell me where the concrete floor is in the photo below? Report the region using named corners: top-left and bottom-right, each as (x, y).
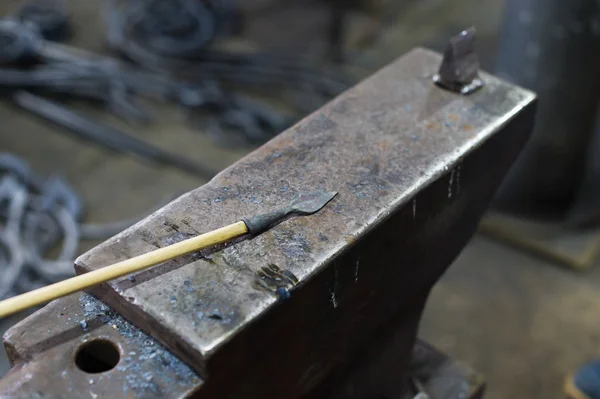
top-left (2, 0), bottom-right (600, 398)
top-left (421, 236), bottom-right (600, 399)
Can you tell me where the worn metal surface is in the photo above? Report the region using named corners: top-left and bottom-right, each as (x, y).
top-left (1, 47), bottom-right (535, 398)
top-left (0, 293), bottom-right (201, 399)
top-left (0, 290), bottom-right (481, 399)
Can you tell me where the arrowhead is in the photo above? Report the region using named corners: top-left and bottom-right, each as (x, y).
top-left (291, 191), bottom-right (338, 215)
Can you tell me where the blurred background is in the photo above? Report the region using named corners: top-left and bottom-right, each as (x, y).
top-left (2, 0), bottom-right (600, 398)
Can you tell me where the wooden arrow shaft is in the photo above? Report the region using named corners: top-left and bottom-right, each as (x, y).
top-left (0, 221), bottom-right (249, 319)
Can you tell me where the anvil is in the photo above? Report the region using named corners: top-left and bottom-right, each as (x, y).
top-left (0, 47), bottom-right (536, 399)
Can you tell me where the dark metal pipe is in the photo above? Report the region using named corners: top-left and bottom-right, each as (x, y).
top-left (493, 0), bottom-right (600, 220)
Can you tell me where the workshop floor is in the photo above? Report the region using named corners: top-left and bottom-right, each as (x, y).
top-left (2, 0), bottom-right (599, 398)
top-left (421, 237), bottom-right (600, 399)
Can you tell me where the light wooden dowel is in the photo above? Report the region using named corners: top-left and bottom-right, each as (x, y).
top-left (0, 221), bottom-right (249, 319)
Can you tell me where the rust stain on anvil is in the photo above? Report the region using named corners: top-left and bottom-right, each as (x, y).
top-left (74, 48), bottom-right (535, 376)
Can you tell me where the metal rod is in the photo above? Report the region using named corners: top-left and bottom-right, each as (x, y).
top-left (12, 91), bottom-right (219, 178)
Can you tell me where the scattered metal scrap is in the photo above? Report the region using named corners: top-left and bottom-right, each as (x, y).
top-left (13, 91), bottom-right (220, 177)
top-left (14, 0), bottom-right (72, 42)
top-left (0, 0), bottom-right (347, 155)
top-left (0, 19), bottom-right (42, 64)
top-left (105, 0), bottom-right (349, 106)
top-left (0, 20), bottom-right (213, 176)
top-left (0, 153), bottom-right (164, 300)
top-left (0, 16), bottom-right (292, 157)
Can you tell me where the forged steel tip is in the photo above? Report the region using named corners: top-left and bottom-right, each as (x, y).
top-left (291, 191), bottom-right (338, 215)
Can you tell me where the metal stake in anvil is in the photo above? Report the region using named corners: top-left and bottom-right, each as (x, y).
top-left (0, 191), bottom-right (337, 318)
top-left (433, 27), bottom-right (484, 95)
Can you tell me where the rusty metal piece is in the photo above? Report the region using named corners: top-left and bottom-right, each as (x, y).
top-left (1, 48), bottom-right (535, 398)
top-left (243, 191), bottom-right (338, 234)
top-left (433, 27), bottom-right (484, 95)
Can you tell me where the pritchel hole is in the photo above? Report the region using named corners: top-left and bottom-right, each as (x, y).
top-left (75, 340), bottom-right (120, 373)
